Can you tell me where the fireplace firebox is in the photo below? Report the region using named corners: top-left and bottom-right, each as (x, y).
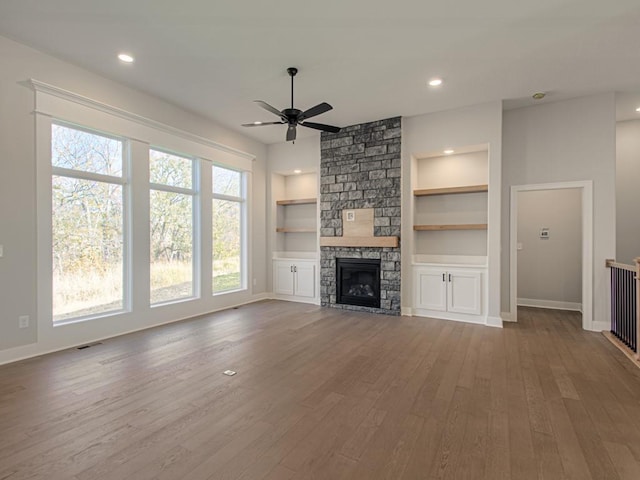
top-left (336, 258), bottom-right (381, 308)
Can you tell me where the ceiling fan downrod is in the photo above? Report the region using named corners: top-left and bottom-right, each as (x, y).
top-left (287, 67), bottom-right (297, 110)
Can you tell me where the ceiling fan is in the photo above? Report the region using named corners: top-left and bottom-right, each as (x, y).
top-left (242, 67), bottom-right (341, 142)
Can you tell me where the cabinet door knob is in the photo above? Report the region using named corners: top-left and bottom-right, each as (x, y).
top-left (290, 265), bottom-right (293, 272)
top-left (448, 274), bottom-right (452, 282)
top-left (442, 273), bottom-right (445, 282)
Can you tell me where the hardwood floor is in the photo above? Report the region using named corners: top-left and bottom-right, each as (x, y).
top-left (1, 302), bottom-right (640, 479)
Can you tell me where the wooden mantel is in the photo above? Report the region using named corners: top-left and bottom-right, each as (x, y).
top-left (319, 208), bottom-right (399, 247)
top-left (320, 236), bottom-right (399, 248)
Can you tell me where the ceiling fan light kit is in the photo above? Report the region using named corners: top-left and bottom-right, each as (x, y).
top-left (242, 67), bottom-right (341, 142)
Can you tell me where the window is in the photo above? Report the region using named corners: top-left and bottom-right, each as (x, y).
top-left (51, 123), bottom-right (127, 322)
top-left (149, 149), bottom-right (197, 304)
top-left (212, 165), bottom-right (245, 293)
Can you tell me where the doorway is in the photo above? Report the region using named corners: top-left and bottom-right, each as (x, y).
top-left (510, 181), bottom-right (593, 330)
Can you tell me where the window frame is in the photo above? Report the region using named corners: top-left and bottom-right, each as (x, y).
top-left (148, 147), bottom-right (201, 306)
top-left (50, 121), bottom-right (131, 325)
top-left (211, 164), bottom-right (247, 295)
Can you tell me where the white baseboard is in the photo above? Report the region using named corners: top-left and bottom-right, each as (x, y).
top-left (401, 307), bottom-right (413, 316)
top-left (589, 320), bottom-right (609, 332)
top-left (501, 311), bottom-right (516, 322)
top-left (269, 293), bottom-right (320, 305)
top-left (249, 292), bottom-right (270, 303)
top-left (486, 316), bottom-right (503, 328)
top-left (517, 298), bottom-right (582, 312)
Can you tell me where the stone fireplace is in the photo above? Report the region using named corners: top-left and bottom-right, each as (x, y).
top-left (319, 117), bottom-right (401, 315)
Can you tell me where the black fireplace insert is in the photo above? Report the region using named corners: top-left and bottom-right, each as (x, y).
top-left (336, 258), bottom-right (381, 308)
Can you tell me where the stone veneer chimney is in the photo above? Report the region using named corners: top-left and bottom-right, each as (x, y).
top-left (320, 117), bottom-right (401, 315)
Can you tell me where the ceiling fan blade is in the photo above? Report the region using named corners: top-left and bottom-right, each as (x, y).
top-left (241, 121), bottom-right (284, 127)
top-left (254, 100), bottom-right (285, 119)
top-left (286, 124), bottom-right (297, 142)
top-left (298, 102), bottom-right (333, 121)
top-left (300, 121), bottom-right (341, 133)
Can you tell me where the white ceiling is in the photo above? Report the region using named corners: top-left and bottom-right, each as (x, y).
top-left (1, 0), bottom-right (640, 144)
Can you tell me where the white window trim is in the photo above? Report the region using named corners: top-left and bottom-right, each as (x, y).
top-left (212, 166), bottom-right (248, 295)
top-left (50, 122), bottom-right (132, 325)
top-left (149, 149), bottom-right (200, 306)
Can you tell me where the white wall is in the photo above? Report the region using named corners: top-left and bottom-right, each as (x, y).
top-left (616, 120), bottom-right (640, 264)
top-left (402, 102), bottom-right (503, 323)
top-left (502, 93), bottom-right (616, 329)
top-left (416, 151), bottom-right (488, 188)
top-left (0, 35), bottom-right (268, 363)
top-left (517, 189), bottom-right (582, 308)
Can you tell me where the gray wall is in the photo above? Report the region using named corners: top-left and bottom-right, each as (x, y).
top-left (517, 189), bottom-right (582, 306)
top-left (616, 120), bottom-right (640, 264)
top-left (501, 93), bottom-right (616, 327)
top-left (0, 35), bottom-right (267, 361)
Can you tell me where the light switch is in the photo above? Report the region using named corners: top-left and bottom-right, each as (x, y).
top-left (517, 242), bottom-right (523, 251)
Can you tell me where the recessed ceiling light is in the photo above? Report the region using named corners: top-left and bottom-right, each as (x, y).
top-left (293, 169), bottom-right (302, 174)
top-left (428, 78), bottom-right (443, 87)
top-left (117, 53), bottom-right (134, 63)
top-left (443, 149), bottom-right (454, 155)
top-left (532, 92), bottom-right (546, 100)
top-left (253, 121), bottom-right (263, 125)
top-left (636, 107), bottom-right (640, 112)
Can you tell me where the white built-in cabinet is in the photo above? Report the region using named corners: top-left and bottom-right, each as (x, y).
top-left (273, 259), bottom-right (317, 302)
top-left (414, 266), bottom-right (482, 315)
top-left (273, 258), bottom-right (317, 303)
top-left (270, 171), bottom-right (320, 305)
top-left (411, 147), bottom-right (489, 324)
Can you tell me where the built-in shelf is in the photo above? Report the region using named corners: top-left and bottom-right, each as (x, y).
top-left (276, 198), bottom-right (317, 206)
top-left (320, 236), bottom-right (399, 248)
top-left (276, 227), bottom-right (317, 233)
top-left (414, 224), bottom-right (488, 231)
top-left (413, 184), bottom-right (488, 197)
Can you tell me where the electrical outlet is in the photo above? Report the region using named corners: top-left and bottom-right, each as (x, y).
top-left (18, 315), bottom-right (29, 329)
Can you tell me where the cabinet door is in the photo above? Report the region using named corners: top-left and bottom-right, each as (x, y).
top-left (414, 268), bottom-right (447, 311)
top-left (447, 270), bottom-right (481, 315)
top-left (294, 262), bottom-right (316, 298)
top-left (273, 261), bottom-right (294, 296)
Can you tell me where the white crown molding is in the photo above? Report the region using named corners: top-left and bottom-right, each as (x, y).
top-left (23, 78), bottom-right (255, 161)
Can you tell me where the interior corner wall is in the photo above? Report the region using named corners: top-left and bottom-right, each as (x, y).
top-left (402, 102), bottom-right (502, 321)
top-left (501, 93), bottom-right (616, 326)
top-left (0, 34), bottom-right (268, 362)
top-left (616, 119), bottom-right (640, 264)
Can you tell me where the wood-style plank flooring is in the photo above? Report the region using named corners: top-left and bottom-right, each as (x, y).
top-left (1, 302), bottom-right (640, 479)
